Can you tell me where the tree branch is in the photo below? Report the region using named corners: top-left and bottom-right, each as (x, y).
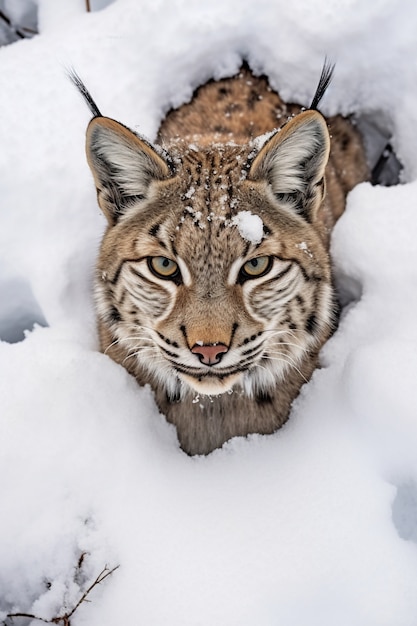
top-left (0, 10), bottom-right (37, 39)
top-left (65, 565), bottom-right (120, 621)
top-left (6, 562), bottom-right (119, 626)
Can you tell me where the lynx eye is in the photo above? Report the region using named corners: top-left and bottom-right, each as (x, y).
top-left (148, 256), bottom-right (180, 280)
top-left (240, 256), bottom-right (272, 279)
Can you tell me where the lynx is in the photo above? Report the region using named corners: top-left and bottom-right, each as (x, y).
top-left (70, 63), bottom-right (368, 455)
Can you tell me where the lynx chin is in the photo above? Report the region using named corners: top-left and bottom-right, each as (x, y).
top-left (70, 62), bottom-right (368, 455)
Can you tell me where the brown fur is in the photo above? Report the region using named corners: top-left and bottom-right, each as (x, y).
top-left (83, 66), bottom-right (368, 455)
top-left (159, 67), bottom-right (368, 242)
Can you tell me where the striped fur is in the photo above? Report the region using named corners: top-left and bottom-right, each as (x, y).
top-left (81, 65), bottom-right (368, 455)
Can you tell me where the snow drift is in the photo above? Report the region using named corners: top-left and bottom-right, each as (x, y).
top-left (1, 0), bottom-right (417, 624)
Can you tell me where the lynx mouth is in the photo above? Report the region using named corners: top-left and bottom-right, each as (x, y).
top-left (179, 372), bottom-right (243, 395)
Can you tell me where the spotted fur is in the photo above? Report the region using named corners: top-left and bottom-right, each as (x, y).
top-left (76, 65), bottom-right (368, 455)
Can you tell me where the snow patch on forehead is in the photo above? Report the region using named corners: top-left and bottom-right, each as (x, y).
top-left (231, 211), bottom-right (264, 244)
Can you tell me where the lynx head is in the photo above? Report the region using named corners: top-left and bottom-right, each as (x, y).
top-left (85, 108), bottom-right (335, 399)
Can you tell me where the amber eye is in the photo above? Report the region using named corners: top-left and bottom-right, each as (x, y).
top-left (148, 256), bottom-right (180, 280)
top-left (240, 256), bottom-right (272, 279)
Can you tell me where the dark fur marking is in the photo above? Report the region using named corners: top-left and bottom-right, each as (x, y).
top-left (283, 257), bottom-right (309, 283)
top-left (118, 290), bottom-right (127, 309)
top-left (149, 223), bottom-right (160, 237)
top-left (305, 314), bottom-right (318, 334)
top-left (241, 346), bottom-right (259, 357)
top-left (243, 241), bottom-right (251, 257)
top-left (180, 325), bottom-right (189, 347)
top-left (167, 389), bottom-right (181, 403)
top-left (226, 184), bottom-right (234, 202)
top-left (272, 263), bottom-right (293, 283)
top-left (171, 242), bottom-right (178, 258)
top-left (218, 86), bottom-right (230, 98)
top-left (255, 390), bottom-right (273, 405)
top-left (157, 331), bottom-right (169, 344)
top-left (185, 151), bottom-right (201, 165)
top-left (341, 134), bottom-right (350, 150)
top-left (129, 265), bottom-right (170, 289)
top-left (157, 331), bottom-right (179, 348)
top-left (110, 257), bottom-right (145, 285)
top-left (223, 163), bottom-right (238, 177)
top-left (108, 306), bottom-right (121, 323)
top-left (161, 346), bottom-right (179, 359)
top-left (172, 363), bottom-right (250, 380)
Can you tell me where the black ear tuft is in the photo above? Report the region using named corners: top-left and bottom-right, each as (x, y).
top-left (309, 59), bottom-right (335, 111)
top-left (67, 67), bottom-right (102, 118)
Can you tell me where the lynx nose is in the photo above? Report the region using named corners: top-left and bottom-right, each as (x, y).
top-left (191, 343), bottom-right (229, 366)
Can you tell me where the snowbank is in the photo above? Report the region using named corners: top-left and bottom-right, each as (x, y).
top-left (1, 0), bottom-right (417, 624)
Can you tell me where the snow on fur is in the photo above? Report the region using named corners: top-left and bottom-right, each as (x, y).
top-left (231, 211), bottom-right (264, 244)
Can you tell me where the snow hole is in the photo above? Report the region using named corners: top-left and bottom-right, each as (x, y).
top-left (392, 481), bottom-right (417, 544)
top-left (0, 274), bottom-right (47, 343)
top-left (356, 112), bottom-right (402, 187)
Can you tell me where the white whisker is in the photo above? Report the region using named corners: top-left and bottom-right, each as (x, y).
top-left (104, 331), bottom-right (153, 353)
top-left (263, 328), bottom-right (309, 341)
top-left (123, 352), bottom-right (165, 365)
top-left (262, 354), bottom-right (309, 384)
top-left (268, 341), bottom-right (306, 351)
top-left (252, 363), bottom-right (276, 385)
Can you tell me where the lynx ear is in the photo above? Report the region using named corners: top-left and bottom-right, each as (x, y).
top-left (86, 117), bottom-right (171, 224)
top-left (248, 110), bottom-right (330, 222)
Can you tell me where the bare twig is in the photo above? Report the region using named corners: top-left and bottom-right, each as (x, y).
top-left (6, 563), bottom-right (119, 626)
top-left (0, 9), bottom-right (24, 38)
top-left (4, 613), bottom-right (50, 624)
top-left (20, 25), bottom-right (38, 35)
top-left (64, 564), bottom-right (120, 621)
top-left (85, 0), bottom-right (91, 12)
top-left (77, 551), bottom-right (87, 570)
top-left (0, 9), bottom-right (37, 39)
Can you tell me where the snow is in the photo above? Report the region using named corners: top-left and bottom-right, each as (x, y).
top-left (1, 0), bottom-right (417, 624)
top-left (231, 210), bottom-right (264, 244)
top-left (296, 241), bottom-right (314, 258)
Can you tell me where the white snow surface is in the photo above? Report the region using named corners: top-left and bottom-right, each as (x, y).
top-left (1, 0), bottom-right (417, 624)
top-left (232, 211), bottom-right (264, 244)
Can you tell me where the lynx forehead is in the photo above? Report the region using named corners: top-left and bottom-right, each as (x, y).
top-left (72, 64), bottom-right (368, 454)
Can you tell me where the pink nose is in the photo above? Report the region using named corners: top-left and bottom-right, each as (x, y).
top-left (191, 343), bottom-right (229, 366)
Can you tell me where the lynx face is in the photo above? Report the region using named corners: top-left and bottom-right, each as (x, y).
top-left (90, 112), bottom-right (335, 400)
top-left (74, 65), bottom-right (368, 453)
